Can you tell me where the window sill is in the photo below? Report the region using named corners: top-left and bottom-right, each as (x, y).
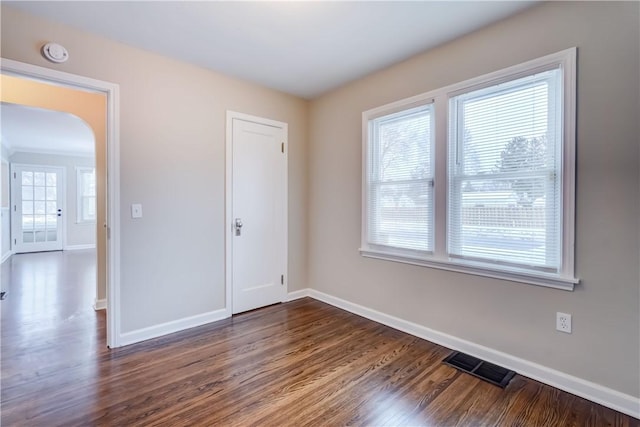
top-left (359, 248), bottom-right (578, 291)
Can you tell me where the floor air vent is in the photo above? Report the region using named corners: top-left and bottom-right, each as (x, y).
top-left (443, 351), bottom-right (515, 388)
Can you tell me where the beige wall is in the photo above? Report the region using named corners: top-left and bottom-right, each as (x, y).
top-left (1, 6), bottom-right (309, 332)
top-left (10, 151), bottom-right (96, 248)
top-left (308, 1), bottom-right (639, 398)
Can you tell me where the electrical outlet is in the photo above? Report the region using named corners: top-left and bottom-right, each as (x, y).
top-left (556, 312), bottom-right (572, 333)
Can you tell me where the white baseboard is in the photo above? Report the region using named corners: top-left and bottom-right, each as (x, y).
top-left (286, 289), bottom-right (310, 301)
top-left (1, 250), bottom-right (12, 264)
top-left (93, 298), bottom-right (106, 311)
top-left (119, 308), bottom-right (230, 347)
top-left (64, 244), bottom-right (96, 251)
top-left (298, 288), bottom-right (639, 419)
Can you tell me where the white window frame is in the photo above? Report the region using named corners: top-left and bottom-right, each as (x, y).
top-left (363, 97), bottom-right (436, 256)
top-left (76, 166), bottom-right (96, 224)
top-left (361, 48), bottom-right (578, 290)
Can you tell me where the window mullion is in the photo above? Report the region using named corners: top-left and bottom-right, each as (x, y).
top-left (433, 95), bottom-right (448, 260)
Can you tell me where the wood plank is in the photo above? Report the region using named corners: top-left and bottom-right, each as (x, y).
top-left (2, 251), bottom-right (638, 426)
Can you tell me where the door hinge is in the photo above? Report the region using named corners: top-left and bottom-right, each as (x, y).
top-left (281, 274), bottom-right (284, 285)
top-left (13, 172), bottom-right (16, 179)
top-left (281, 142), bottom-right (284, 153)
top-left (14, 238), bottom-right (16, 245)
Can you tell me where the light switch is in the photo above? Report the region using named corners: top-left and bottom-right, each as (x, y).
top-left (131, 203), bottom-right (143, 219)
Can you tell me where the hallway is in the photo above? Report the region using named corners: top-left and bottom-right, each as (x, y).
top-left (1, 249), bottom-right (101, 334)
top-left (1, 250), bottom-right (105, 421)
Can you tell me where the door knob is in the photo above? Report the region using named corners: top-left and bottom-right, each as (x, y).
top-left (235, 218), bottom-right (243, 236)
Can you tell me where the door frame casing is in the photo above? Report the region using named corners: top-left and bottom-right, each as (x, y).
top-left (10, 163), bottom-right (66, 253)
top-left (1, 58), bottom-right (122, 348)
top-left (225, 111), bottom-right (288, 315)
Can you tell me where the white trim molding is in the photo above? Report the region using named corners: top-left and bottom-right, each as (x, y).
top-left (119, 308), bottom-right (229, 347)
top-left (64, 244), bottom-right (96, 251)
top-left (294, 288), bottom-right (639, 419)
top-left (1, 57), bottom-right (122, 349)
top-left (361, 250), bottom-right (577, 291)
top-left (1, 250), bottom-right (13, 264)
top-left (9, 147), bottom-right (94, 158)
top-left (286, 289), bottom-right (310, 301)
top-left (93, 298), bottom-right (106, 311)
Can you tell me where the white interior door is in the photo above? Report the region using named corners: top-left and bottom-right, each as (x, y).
top-left (11, 164), bottom-right (64, 253)
top-left (230, 114), bottom-right (287, 314)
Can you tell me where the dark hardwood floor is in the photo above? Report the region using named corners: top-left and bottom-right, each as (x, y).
top-left (2, 251), bottom-right (638, 426)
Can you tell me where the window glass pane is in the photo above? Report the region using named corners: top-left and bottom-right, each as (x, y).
top-left (376, 109), bottom-right (432, 181)
top-left (46, 172), bottom-right (57, 186)
top-left (23, 201), bottom-right (34, 215)
top-left (23, 231), bottom-right (34, 243)
top-left (458, 80), bottom-right (551, 176)
top-left (34, 214), bottom-right (46, 229)
top-left (34, 172), bottom-right (45, 186)
top-left (34, 186), bottom-right (46, 201)
top-left (81, 170), bottom-right (96, 197)
top-left (46, 187), bottom-right (57, 201)
top-left (87, 174), bottom-right (96, 197)
top-left (22, 171), bottom-right (33, 186)
top-left (77, 168), bottom-right (96, 222)
top-left (46, 215), bottom-right (58, 228)
top-left (22, 215), bottom-right (34, 230)
top-left (35, 230), bottom-right (46, 242)
top-left (34, 201), bottom-right (46, 215)
top-left (22, 186), bottom-right (33, 201)
top-left (46, 201), bottom-right (57, 214)
top-left (370, 182), bottom-right (433, 251)
top-left (450, 177), bottom-right (557, 267)
top-left (83, 197), bottom-right (96, 221)
top-left (368, 103), bottom-right (434, 252)
top-left (47, 229), bottom-right (57, 241)
top-left (448, 69), bottom-right (561, 271)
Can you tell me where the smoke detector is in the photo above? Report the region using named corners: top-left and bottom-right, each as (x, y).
top-left (42, 42), bottom-right (69, 63)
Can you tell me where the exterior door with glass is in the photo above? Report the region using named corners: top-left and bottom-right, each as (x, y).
top-left (11, 164), bottom-right (64, 253)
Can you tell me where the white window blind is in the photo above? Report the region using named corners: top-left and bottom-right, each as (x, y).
top-left (448, 68), bottom-right (563, 272)
top-left (367, 103), bottom-right (434, 253)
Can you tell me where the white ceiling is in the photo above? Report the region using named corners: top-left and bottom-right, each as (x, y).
top-left (8, 1), bottom-right (536, 99)
top-left (1, 103), bottom-right (95, 156)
